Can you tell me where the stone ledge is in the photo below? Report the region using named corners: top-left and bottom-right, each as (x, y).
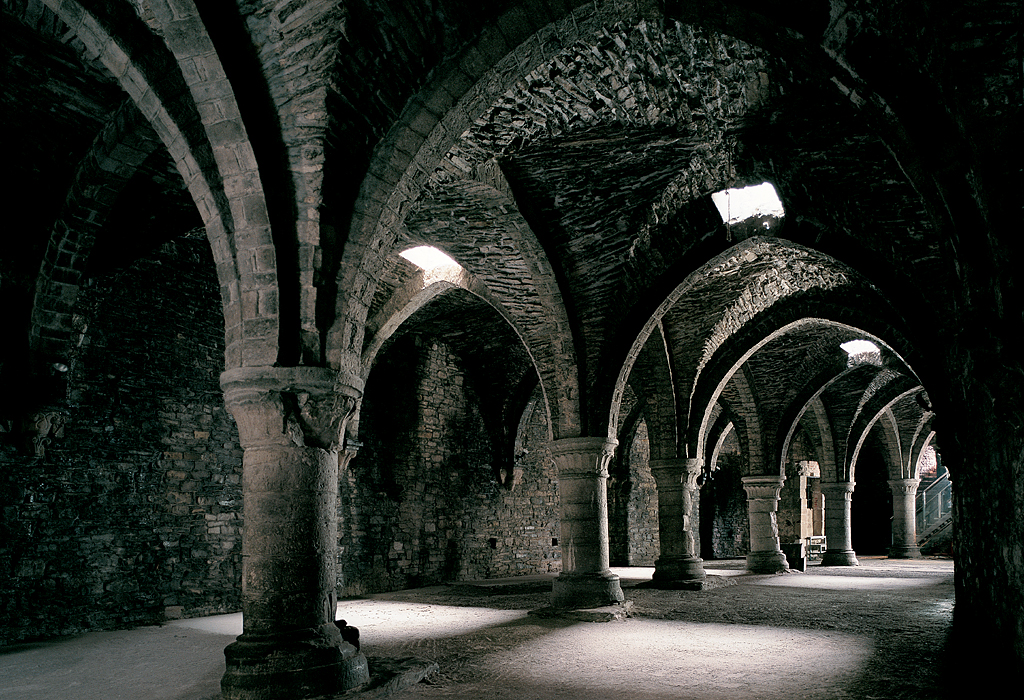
top-left (448, 575), bottom-right (554, 595)
top-left (528, 600), bottom-right (633, 622)
top-left (634, 575), bottom-right (738, 591)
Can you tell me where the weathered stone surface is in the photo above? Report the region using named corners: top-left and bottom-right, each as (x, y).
top-left (1, 0), bottom-right (1020, 684)
top-left (0, 236), bottom-right (242, 645)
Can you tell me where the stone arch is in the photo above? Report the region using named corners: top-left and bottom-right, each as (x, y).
top-left (331, 0), bottom-right (988, 449)
top-left (705, 407), bottom-right (736, 474)
top-left (398, 176), bottom-right (578, 437)
top-left (42, 0), bottom-right (278, 369)
top-left (822, 368), bottom-right (913, 482)
top-left (623, 322), bottom-right (678, 461)
top-left (771, 327), bottom-right (920, 476)
top-left (716, 365), bottom-right (767, 477)
top-left (331, 2), bottom-right (655, 358)
top-left (363, 266), bottom-right (483, 373)
top-left (204, 1), bottom-right (348, 364)
top-left (908, 421), bottom-right (937, 482)
top-left (804, 397), bottom-right (839, 487)
top-left (610, 237), bottom-right (912, 468)
top-left (871, 410), bottom-right (906, 480)
top-left (334, 6), bottom-right (782, 437)
top-left (847, 383), bottom-right (928, 482)
top-left (687, 296), bottom-right (919, 474)
top-left (29, 100), bottom-right (163, 381)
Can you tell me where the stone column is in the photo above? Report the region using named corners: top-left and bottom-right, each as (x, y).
top-left (742, 475), bottom-right (790, 573)
top-left (888, 478), bottom-right (923, 558)
top-left (220, 367), bottom-right (370, 700)
top-left (550, 437), bottom-right (625, 608)
top-left (650, 458), bottom-right (706, 587)
top-left (821, 481), bottom-right (859, 566)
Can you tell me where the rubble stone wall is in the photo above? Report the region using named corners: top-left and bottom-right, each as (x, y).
top-left (0, 237), bottom-right (242, 645)
top-left (338, 335), bottom-right (562, 595)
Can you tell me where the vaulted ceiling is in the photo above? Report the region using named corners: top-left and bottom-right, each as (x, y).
top-left (1, 0), bottom-right (1017, 474)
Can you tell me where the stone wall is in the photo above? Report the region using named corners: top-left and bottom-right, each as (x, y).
top-left (701, 452), bottom-right (750, 559)
top-left (338, 335), bottom-right (561, 596)
top-left (623, 422), bottom-right (659, 566)
top-left (0, 236), bottom-right (242, 645)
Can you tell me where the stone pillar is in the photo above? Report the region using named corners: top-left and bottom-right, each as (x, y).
top-left (888, 478), bottom-right (923, 558)
top-left (220, 367), bottom-right (370, 700)
top-left (650, 458), bottom-right (706, 587)
top-left (742, 475), bottom-right (790, 573)
top-left (550, 437), bottom-right (625, 608)
top-left (821, 481), bottom-right (859, 566)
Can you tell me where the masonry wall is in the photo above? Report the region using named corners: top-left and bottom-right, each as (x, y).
top-left (0, 236), bottom-right (242, 645)
top-left (624, 421), bottom-right (659, 566)
top-left (701, 452), bottom-right (750, 558)
top-left (338, 335), bottom-right (561, 596)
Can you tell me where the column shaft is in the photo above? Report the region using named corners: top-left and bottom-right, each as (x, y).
top-left (742, 475), bottom-right (790, 573)
top-left (821, 481), bottom-right (859, 566)
top-left (889, 478), bottom-right (923, 558)
top-left (650, 458), bottom-right (706, 586)
top-left (550, 437), bottom-right (624, 608)
top-left (220, 367), bottom-right (369, 700)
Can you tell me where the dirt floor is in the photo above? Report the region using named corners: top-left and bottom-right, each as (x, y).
top-left (0, 557), bottom-right (958, 700)
top-left (352, 557), bottom-right (957, 700)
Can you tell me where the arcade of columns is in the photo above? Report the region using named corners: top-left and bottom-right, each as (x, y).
top-left (220, 368), bottom-right (926, 698)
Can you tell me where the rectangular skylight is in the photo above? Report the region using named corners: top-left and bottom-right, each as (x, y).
top-left (711, 182), bottom-right (785, 224)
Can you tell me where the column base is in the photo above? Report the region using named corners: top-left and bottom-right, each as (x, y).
top-left (746, 550), bottom-right (789, 574)
top-left (551, 571), bottom-right (624, 609)
top-left (652, 555), bottom-right (707, 586)
top-left (888, 544), bottom-right (923, 559)
top-left (221, 626), bottom-right (370, 700)
top-left (821, 549), bottom-right (860, 566)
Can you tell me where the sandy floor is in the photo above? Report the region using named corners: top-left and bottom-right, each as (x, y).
top-left (0, 557), bottom-right (956, 700)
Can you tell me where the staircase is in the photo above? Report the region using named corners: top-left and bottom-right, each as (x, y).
top-left (917, 471), bottom-right (953, 552)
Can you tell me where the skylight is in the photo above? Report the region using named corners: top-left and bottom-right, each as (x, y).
top-left (399, 246), bottom-right (460, 270)
top-left (711, 182), bottom-right (785, 226)
top-left (841, 339), bottom-right (882, 366)
top-left (841, 339), bottom-right (880, 356)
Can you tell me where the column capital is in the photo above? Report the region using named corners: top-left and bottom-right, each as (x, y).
top-left (888, 478), bottom-right (921, 496)
top-left (742, 474), bottom-right (786, 500)
top-left (649, 458), bottom-right (703, 489)
top-left (220, 366), bottom-right (363, 451)
top-left (820, 481), bottom-right (856, 498)
top-left (547, 437), bottom-right (617, 479)
top-left (795, 460), bottom-right (820, 477)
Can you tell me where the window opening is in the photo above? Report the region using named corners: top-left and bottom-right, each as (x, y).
top-left (711, 182), bottom-right (785, 228)
top-left (399, 245), bottom-right (460, 271)
top-left (841, 339), bottom-right (882, 366)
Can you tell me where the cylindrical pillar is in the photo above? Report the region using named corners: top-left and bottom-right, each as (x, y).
top-left (742, 475), bottom-right (790, 573)
top-left (821, 481), bottom-right (859, 566)
top-left (220, 367), bottom-right (369, 700)
top-left (650, 458), bottom-right (706, 585)
top-left (550, 437), bottom-right (625, 608)
top-left (888, 478), bottom-right (923, 558)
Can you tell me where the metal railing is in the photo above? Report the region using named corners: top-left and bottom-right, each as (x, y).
top-left (916, 471), bottom-right (952, 542)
